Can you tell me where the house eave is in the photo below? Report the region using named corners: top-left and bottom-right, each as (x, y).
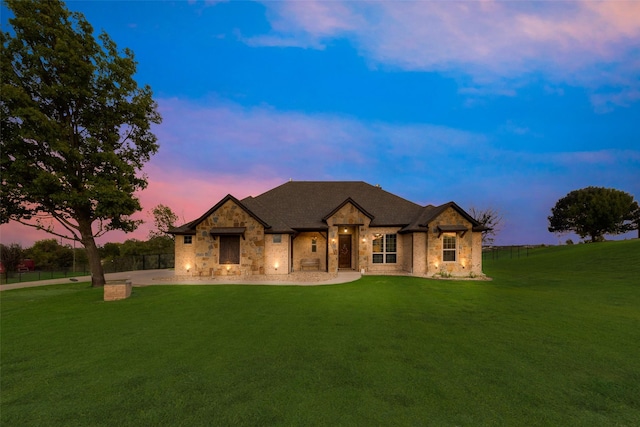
top-left (169, 230), bottom-right (197, 236)
top-left (210, 227), bottom-right (247, 240)
top-left (437, 224), bottom-right (469, 237)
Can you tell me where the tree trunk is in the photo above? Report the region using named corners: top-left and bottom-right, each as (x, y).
top-left (78, 218), bottom-right (106, 287)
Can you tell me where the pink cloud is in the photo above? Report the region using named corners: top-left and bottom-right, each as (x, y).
top-left (269, 1), bottom-right (360, 36)
top-left (250, 1), bottom-right (640, 104)
top-left (583, 1), bottom-right (640, 39)
top-left (152, 98), bottom-right (376, 175)
top-left (0, 169), bottom-right (284, 248)
top-left (139, 165), bottom-right (284, 225)
top-left (244, 0), bottom-right (362, 48)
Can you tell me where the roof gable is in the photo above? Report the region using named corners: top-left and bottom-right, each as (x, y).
top-left (168, 194), bottom-right (269, 234)
top-left (322, 197), bottom-right (375, 222)
top-left (400, 202), bottom-right (483, 233)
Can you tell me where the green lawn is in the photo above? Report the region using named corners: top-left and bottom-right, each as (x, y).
top-left (2, 240), bottom-right (639, 426)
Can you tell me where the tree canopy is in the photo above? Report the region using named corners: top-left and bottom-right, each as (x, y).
top-left (0, 243), bottom-right (24, 273)
top-left (148, 204), bottom-right (178, 239)
top-left (1, 0), bottom-right (161, 286)
top-left (469, 207), bottom-right (502, 246)
top-left (24, 238), bottom-right (87, 271)
top-left (548, 187), bottom-right (639, 242)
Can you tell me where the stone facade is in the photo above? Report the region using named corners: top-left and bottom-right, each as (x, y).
top-left (292, 232), bottom-right (327, 272)
top-left (410, 233), bottom-right (428, 276)
top-left (174, 196), bottom-right (485, 279)
top-left (364, 226), bottom-right (406, 274)
top-left (324, 202), bottom-right (371, 273)
top-left (104, 281), bottom-right (132, 301)
top-left (175, 235), bottom-right (195, 275)
top-left (425, 207), bottom-right (482, 277)
top-left (187, 200), bottom-right (267, 277)
top-left (264, 234), bottom-right (290, 275)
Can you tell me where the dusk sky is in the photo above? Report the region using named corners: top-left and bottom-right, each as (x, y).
top-left (1, 0), bottom-right (639, 247)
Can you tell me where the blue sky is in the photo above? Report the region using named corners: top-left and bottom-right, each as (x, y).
top-left (2, 0), bottom-right (639, 246)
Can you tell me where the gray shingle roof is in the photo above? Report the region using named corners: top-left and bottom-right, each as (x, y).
top-left (244, 181), bottom-right (423, 230)
top-left (169, 181), bottom-right (483, 234)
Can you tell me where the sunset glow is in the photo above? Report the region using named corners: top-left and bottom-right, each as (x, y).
top-left (1, 1), bottom-right (638, 247)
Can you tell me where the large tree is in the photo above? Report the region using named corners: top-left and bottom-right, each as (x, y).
top-left (1, 0), bottom-right (161, 286)
top-left (548, 187), bottom-right (639, 243)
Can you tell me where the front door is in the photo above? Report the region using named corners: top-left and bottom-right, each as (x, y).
top-left (338, 235), bottom-right (352, 269)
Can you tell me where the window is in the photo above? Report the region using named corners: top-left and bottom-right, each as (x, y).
top-left (372, 233), bottom-right (397, 264)
top-left (311, 238), bottom-right (317, 253)
top-left (443, 235), bottom-right (457, 262)
top-left (183, 235), bottom-right (192, 244)
top-left (220, 235), bottom-right (240, 264)
top-left (272, 234), bottom-right (282, 243)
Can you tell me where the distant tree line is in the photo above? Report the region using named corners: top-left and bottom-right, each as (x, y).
top-left (0, 236), bottom-right (173, 273)
top-left (1, 239), bottom-right (88, 272)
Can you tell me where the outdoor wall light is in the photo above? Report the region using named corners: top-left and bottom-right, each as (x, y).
top-left (344, 227), bottom-right (348, 233)
top-left (362, 238), bottom-right (366, 243)
top-left (186, 264), bottom-right (191, 272)
top-left (226, 265), bottom-right (231, 271)
top-left (274, 262), bottom-right (279, 270)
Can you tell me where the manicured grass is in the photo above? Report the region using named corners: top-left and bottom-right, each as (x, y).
top-left (2, 240), bottom-right (639, 426)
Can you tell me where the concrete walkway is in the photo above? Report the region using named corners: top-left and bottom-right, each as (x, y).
top-left (0, 270), bottom-right (363, 291)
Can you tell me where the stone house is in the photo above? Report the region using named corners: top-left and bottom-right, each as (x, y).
top-left (169, 181), bottom-right (488, 279)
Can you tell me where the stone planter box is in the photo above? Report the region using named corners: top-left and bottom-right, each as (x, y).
top-left (104, 281), bottom-right (132, 301)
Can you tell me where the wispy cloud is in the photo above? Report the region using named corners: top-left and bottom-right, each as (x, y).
top-left (244, 0), bottom-right (362, 49)
top-left (152, 97), bottom-right (483, 182)
top-left (248, 1), bottom-right (640, 107)
top-left (2, 97), bottom-right (638, 247)
top-left (145, 98), bottom-right (639, 243)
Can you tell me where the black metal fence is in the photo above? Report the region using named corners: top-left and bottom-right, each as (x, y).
top-left (0, 266), bottom-right (90, 285)
top-left (482, 245), bottom-right (535, 260)
top-left (102, 253), bottom-right (174, 274)
top-left (1, 253), bottom-right (174, 284)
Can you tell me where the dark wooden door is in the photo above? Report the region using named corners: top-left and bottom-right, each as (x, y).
top-left (338, 235), bottom-right (352, 269)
